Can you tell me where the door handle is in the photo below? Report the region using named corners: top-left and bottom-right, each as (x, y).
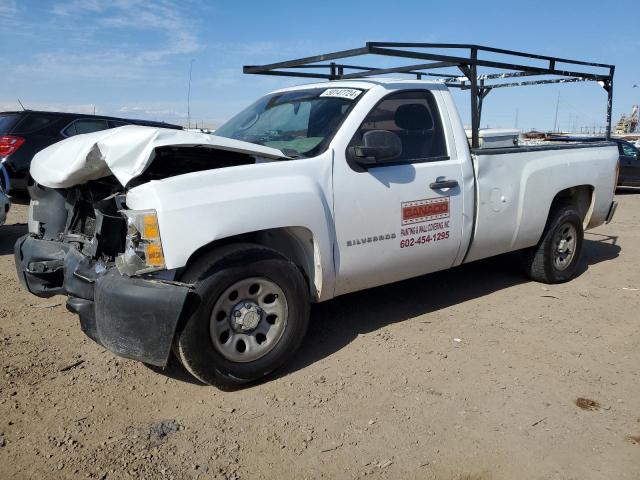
top-left (430, 178), bottom-right (458, 190)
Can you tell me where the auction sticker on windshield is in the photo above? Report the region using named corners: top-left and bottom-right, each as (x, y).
top-left (319, 88), bottom-right (362, 100)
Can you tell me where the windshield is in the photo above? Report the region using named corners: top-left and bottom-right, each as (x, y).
top-left (214, 87), bottom-right (362, 157)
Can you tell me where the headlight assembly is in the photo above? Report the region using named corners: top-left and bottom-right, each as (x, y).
top-left (115, 209), bottom-right (166, 276)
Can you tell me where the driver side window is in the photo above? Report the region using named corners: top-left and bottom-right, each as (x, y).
top-left (355, 90), bottom-right (447, 163)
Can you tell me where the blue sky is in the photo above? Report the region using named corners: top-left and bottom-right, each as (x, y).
top-left (1, 0), bottom-right (638, 131)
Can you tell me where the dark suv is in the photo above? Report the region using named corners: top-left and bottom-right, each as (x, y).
top-left (616, 139), bottom-right (640, 187)
top-left (0, 111), bottom-right (182, 192)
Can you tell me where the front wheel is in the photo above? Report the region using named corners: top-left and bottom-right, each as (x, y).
top-left (521, 205), bottom-right (584, 284)
top-left (174, 244), bottom-right (310, 388)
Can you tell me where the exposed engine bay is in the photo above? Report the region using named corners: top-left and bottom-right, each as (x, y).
top-left (128, 146), bottom-right (258, 187)
top-left (29, 178), bottom-right (127, 261)
top-left (18, 143), bottom-right (267, 302)
top-left (28, 125), bottom-right (286, 189)
top-left (29, 145), bottom-right (262, 260)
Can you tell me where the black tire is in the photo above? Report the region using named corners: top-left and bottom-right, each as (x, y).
top-left (174, 243), bottom-right (309, 388)
top-left (521, 205), bottom-right (584, 284)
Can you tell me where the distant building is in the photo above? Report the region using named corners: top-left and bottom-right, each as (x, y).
top-left (522, 130), bottom-right (547, 140)
top-left (615, 105), bottom-right (638, 134)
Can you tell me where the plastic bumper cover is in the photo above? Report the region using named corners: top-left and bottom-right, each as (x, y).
top-left (15, 235), bottom-right (191, 366)
top-left (67, 270), bottom-right (190, 366)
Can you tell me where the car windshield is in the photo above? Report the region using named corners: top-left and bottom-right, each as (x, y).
top-left (214, 87), bottom-right (362, 157)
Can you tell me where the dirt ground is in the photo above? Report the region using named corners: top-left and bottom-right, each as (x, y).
top-left (1, 192), bottom-right (639, 480)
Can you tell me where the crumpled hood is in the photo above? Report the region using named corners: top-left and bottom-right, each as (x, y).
top-left (30, 125), bottom-right (286, 189)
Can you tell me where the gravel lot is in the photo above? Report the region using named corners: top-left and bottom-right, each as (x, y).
top-left (1, 193), bottom-right (639, 480)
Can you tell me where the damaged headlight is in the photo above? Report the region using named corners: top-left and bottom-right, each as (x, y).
top-left (115, 209), bottom-right (166, 276)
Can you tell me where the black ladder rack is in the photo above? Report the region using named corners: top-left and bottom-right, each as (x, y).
top-left (243, 42), bottom-right (615, 148)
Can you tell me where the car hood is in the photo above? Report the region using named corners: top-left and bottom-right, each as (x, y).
top-left (30, 125), bottom-right (286, 189)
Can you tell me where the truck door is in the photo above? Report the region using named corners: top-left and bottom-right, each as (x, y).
top-left (619, 142), bottom-right (640, 186)
top-left (332, 89), bottom-right (465, 296)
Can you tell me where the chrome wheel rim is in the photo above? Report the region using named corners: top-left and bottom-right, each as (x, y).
top-left (210, 277), bottom-right (288, 363)
top-left (552, 222), bottom-right (577, 271)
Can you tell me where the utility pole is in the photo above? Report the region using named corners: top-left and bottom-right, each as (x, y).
top-left (187, 59), bottom-right (195, 129)
top-left (553, 91), bottom-right (560, 133)
top-left (633, 85), bottom-right (639, 133)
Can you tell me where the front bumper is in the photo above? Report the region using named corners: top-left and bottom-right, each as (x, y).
top-left (14, 235), bottom-right (191, 366)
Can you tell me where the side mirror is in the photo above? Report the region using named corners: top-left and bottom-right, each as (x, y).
top-left (350, 130), bottom-right (402, 167)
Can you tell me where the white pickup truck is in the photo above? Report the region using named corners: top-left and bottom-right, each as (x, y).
top-left (15, 45), bottom-right (619, 387)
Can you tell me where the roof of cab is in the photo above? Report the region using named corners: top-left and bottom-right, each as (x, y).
top-left (271, 78), bottom-right (447, 94)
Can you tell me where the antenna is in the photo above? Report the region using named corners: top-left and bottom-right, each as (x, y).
top-left (17, 99), bottom-right (26, 110)
top-left (187, 59), bottom-right (195, 129)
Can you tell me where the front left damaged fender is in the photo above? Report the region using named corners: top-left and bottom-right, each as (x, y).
top-left (125, 151), bottom-right (337, 301)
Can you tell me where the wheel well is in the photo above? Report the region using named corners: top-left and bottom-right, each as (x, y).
top-left (182, 227), bottom-right (322, 301)
top-left (550, 185), bottom-right (594, 227)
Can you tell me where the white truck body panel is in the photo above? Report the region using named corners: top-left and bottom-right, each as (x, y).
top-left (125, 151), bottom-right (337, 301)
top-left (329, 82), bottom-right (475, 295)
top-left (465, 144), bottom-right (618, 263)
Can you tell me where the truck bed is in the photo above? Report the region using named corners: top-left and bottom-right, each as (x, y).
top-left (464, 142), bottom-right (618, 263)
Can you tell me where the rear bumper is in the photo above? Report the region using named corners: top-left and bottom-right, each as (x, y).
top-left (14, 235), bottom-right (191, 366)
top-left (3, 162), bottom-right (28, 192)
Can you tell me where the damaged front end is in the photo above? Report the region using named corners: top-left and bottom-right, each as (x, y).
top-left (15, 126), bottom-right (288, 367)
top-left (14, 181), bottom-right (191, 366)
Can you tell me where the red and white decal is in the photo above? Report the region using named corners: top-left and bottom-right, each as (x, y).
top-left (401, 197), bottom-right (450, 225)
top-left (399, 197), bottom-right (451, 249)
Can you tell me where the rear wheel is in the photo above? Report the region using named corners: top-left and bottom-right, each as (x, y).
top-left (174, 244), bottom-right (309, 388)
top-left (521, 205), bottom-right (584, 284)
